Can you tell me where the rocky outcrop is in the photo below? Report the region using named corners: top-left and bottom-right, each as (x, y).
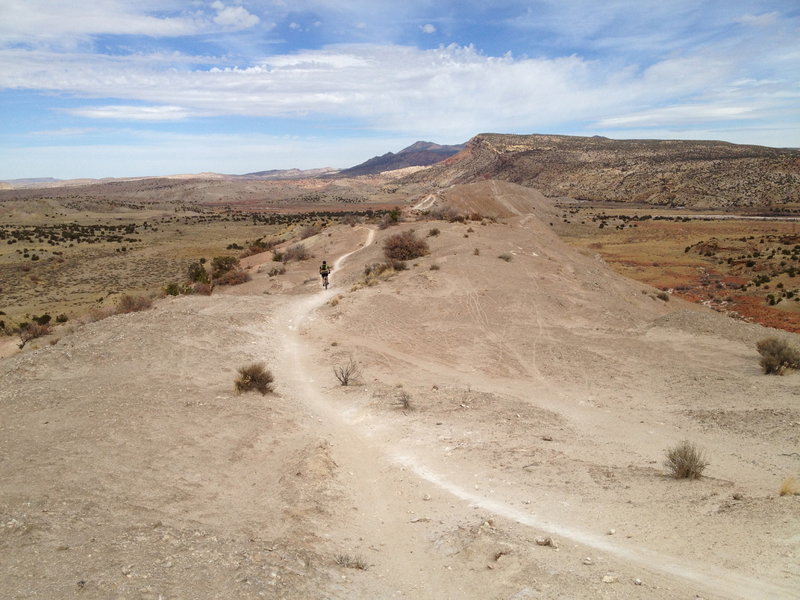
top-left (404, 133), bottom-right (800, 208)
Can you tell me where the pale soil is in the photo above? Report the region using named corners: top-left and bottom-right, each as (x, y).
top-left (1, 184), bottom-right (799, 599)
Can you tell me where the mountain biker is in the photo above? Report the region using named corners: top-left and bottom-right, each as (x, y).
top-left (320, 260), bottom-right (331, 287)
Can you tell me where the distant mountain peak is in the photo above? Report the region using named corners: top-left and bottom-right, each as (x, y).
top-left (337, 140), bottom-right (465, 177)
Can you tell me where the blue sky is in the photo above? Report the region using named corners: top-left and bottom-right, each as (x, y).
top-left (0, 0), bottom-right (798, 179)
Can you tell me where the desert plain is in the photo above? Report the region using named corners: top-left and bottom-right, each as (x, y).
top-left (1, 174), bottom-right (799, 599)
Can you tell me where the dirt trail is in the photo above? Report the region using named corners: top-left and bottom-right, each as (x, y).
top-left (270, 226), bottom-right (798, 600)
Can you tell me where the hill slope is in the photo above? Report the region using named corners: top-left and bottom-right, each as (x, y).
top-left (337, 141), bottom-right (465, 177)
top-left (2, 208), bottom-right (799, 599)
top-left (404, 133), bottom-right (800, 208)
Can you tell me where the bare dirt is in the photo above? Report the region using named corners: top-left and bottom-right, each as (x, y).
top-left (2, 183), bottom-right (799, 599)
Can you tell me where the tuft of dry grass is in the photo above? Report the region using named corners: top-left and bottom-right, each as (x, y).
top-left (334, 553), bottom-right (368, 570)
top-left (779, 477), bottom-right (800, 496)
top-left (395, 390), bottom-right (413, 411)
top-left (234, 362), bottom-right (274, 395)
top-left (664, 440), bottom-right (708, 480)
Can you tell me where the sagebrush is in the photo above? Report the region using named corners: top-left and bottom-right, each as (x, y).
top-left (234, 362), bottom-right (274, 395)
top-left (756, 337), bottom-right (800, 374)
top-left (383, 230), bottom-right (429, 261)
top-left (664, 440), bottom-right (708, 480)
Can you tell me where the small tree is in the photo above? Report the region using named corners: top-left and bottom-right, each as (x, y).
top-left (188, 261), bottom-right (210, 284)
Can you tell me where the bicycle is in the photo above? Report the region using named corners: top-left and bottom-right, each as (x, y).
top-left (322, 273), bottom-right (329, 289)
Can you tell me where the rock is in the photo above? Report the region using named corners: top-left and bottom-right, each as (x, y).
top-left (534, 536), bottom-right (558, 549)
top-left (633, 578), bottom-right (643, 585)
top-left (541, 435), bottom-right (553, 441)
top-left (602, 574), bottom-right (619, 583)
top-left (422, 494), bottom-right (431, 501)
top-left (606, 529), bottom-right (615, 535)
top-left (582, 557), bottom-right (593, 565)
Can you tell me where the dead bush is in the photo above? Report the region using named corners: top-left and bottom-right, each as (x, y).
top-left (215, 269), bottom-right (251, 286)
top-left (383, 230), bottom-right (429, 262)
top-left (779, 477), bottom-right (800, 496)
top-left (299, 223), bottom-right (323, 239)
top-left (756, 337), bottom-right (800, 374)
top-left (282, 243), bottom-right (309, 263)
top-left (17, 322), bottom-right (51, 349)
top-left (333, 358), bottom-right (360, 386)
top-left (430, 204), bottom-right (462, 222)
top-left (117, 294), bottom-right (153, 314)
top-left (234, 362), bottom-right (274, 395)
top-left (334, 553), bottom-right (368, 570)
top-left (664, 440), bottom-right (708, 480)
top-left (395, 390), bottom-right (413, 410)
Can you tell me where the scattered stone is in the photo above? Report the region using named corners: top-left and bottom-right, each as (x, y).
top-left (582, 557), bottom-right (593, 565)
top-left (541, 435), bottom-right (553, 441)
top-left (606, 529), bottom-right (615, 535)
top-left (410, 517), bottom-right (431, 523)
top-left (732, 493), bottom-right (743, 500)
top-left (602, 574), bottom-right (619, 583)
top-left (633, 578), bottom-right (643, 586)
top-left (534, 536), bottom-right (558, 549)
top-left (422, 494), bottom-right (431, 501)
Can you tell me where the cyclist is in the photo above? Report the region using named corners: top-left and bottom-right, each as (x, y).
top-left (319, 260), bottom-right (331, 289)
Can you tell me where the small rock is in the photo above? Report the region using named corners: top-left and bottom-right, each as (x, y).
top-left (541, 435), bottom-right (553, 441)
top-left (602, 574), bottom-right (619, 583)
top-left (422, 494), bottom-right (431, 501)
top-left (633, 578), bottom-right (643, 586)
top-left (534, 536), bottom-right (558, 549)
top-left (606, 529), bottom-right (615, 535)
top-left (732, 493), bottom-right (743, 500)
top-left (582, 557), bottom-right (593, 565)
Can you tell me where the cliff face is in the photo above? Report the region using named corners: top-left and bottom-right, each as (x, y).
top-left (405, 133), bottom-right (800, 208)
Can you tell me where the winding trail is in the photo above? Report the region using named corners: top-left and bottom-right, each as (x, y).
top-left (272, 227), bottom-right (797, 600)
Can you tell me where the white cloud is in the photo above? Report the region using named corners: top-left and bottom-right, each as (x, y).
top-left (211, 2), bottom-right (260, 29)
top-left (736, 12), bottom-right (779, 27)
top-left (1, 39), bottom-right (796, 141)
top-left (65, 105), bottom-right (196, 121)
top-left (420, 24), bottom-right (436, 34)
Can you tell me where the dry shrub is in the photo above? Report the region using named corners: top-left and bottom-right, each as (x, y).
top-left (334, 553), bottom-right (368, 570)
top-left (756, 337), bottom-right (800, 375)
top-left (779, 477), bottom-right (800, 496)
top-left (395, 390), bottom-right (413, 410)
top-left (282, 243), bottom-right (309, 263)
top-left (268, 266), bottom-right (286, 277)
top-left (383, 230), bottom-right (429, 262)
top-left (664, 440), bottom-right (708, 480)
top-left (234, 362), bottom-right (274, 395)
top-left (192, 282), bottom-right (214, 295)
top-left (430, 204), bottom-right (462, 222)
top-left (215, 269), bottom-right (251, 286)
top-left (299, 223), bottom-right (323, 239)
top-left (17, 322), bottom-right (51, 349)
top-left (333, 358), bottom-right (359, 385)
top-left (117, 294), bottom-right (153, 314)
top-left (428, 228), bottom-right (440, 237)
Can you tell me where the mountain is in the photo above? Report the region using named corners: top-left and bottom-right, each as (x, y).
top-left (403, 133), bottom-right (800, 208)
top-left (336, 141), bottom-right (465, 177)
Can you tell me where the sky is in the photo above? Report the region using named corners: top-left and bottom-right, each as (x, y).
top-left (0, 0), bottom-right (798, 179)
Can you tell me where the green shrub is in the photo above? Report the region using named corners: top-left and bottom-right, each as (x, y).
top-left (756, 337), bottom-right (800, 374)
top-left (211, 256), bottom-right (239, 278)
top-left (664, 440), bottom-right (708, 479)
top-left (188, 261), bottom-right (210, 284)
top-left (383, 230), bottom-right (429, 261)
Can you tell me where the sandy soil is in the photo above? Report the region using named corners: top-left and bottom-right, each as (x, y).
top-left (1, 184), bottom-right (799, 599)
